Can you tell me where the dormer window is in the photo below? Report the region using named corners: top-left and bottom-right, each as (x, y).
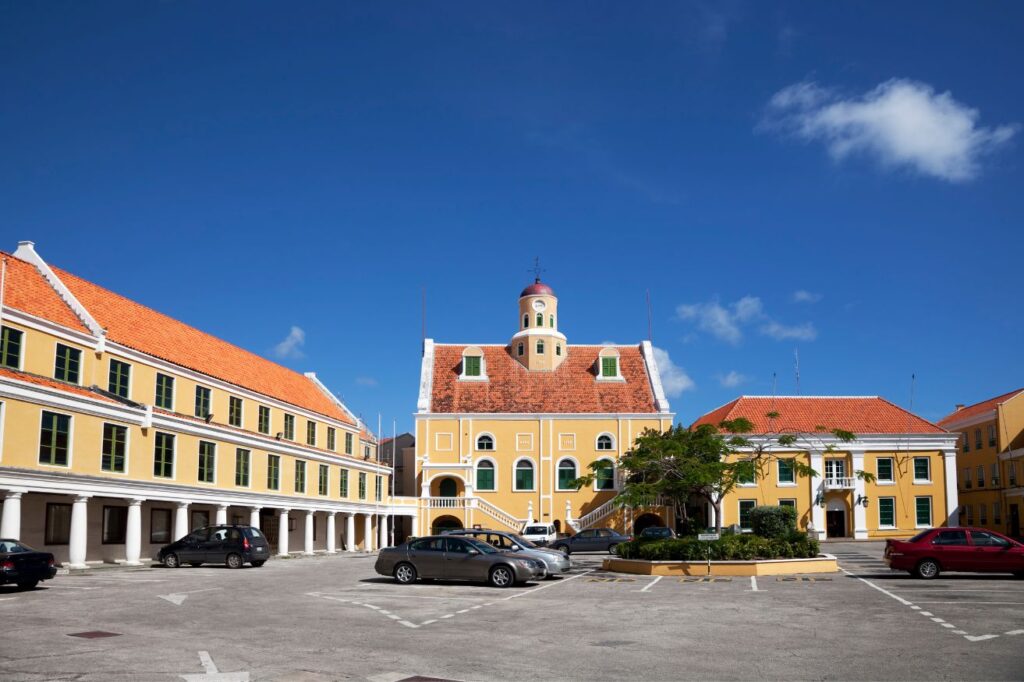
top-left (536, 340), bottom-right (545, 354)
top-left (460, 347), bottom-right (487, 381)
top-left (596, 347), bottom-right (624, 382)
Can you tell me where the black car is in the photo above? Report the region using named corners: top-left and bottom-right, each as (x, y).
top-left (550, 528), bottom-right (632, 555)
top-left (638, 526), bottom-right (676, 540)
top-left (158, 525), bottom-right (270, 568)
top-left (0, 539), bottom-right (57, 590)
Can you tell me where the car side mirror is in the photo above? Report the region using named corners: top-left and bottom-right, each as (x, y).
top-left (467, 548), bottom-right (479, 555)
top-left (511, 545), bottom-right (520, 551)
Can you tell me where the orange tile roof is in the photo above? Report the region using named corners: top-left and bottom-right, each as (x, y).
top-left (0, 252), bottom-right (88, 332)
top-left (937, 389), bottom-right (1024, 427)
top-left (48, 265), bottom-right (355, 426)
top-left (691, 396), bottom-right (946, 435)
top-left (430, 344), bottom-right (660, 414)
top-left (0, 366), bottom-right (120, 405)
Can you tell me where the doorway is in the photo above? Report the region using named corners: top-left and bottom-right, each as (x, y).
top-left (826, 510), bottom-right (847, 538)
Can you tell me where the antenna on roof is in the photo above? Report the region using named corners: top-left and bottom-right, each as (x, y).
top-left (646, 289), bottom-right (653, 343)
top-left (528, 256), bottom-right (545, 283)
top-left (794, 348), bottom-right (801, 395)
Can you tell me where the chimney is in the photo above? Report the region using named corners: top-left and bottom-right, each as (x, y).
top-left (955, 404), bottom-right (965, 412)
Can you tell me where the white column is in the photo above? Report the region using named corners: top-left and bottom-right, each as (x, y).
top-left (565, 499), bottom-right (573, 527)
top-left (852, 450), bottom-right (868, 539)
top-left (125, 498), bottom-right (144, 566)
top-left (943, 449), bottom-right (960, 526)
top-left (0, 490), bottom-right (25, 541)
top-left (174, 502), bottom-right (190, 541)
top-left (68, 495), bottom-right (90, 569)
top-left (809, 452), bottom-right (825, 539)
top-left (278, 509), bottom-right (290, 556)
top-left (304, 510), bottom-right (315, 555)
top-left (345, 513), bottom-right (356, 552)
top-left (527, 500), bottom-right (534, 524)
top-left (363, 513), bottom-right (373, 551)
top-left (378, 514), bottom-right (388, 549)
top-left (249, 507), bottom-right (261, 529)
top-left (215, 504), bottom-right (228, 526)
top-left (326, 512), bottom-right (337, 553)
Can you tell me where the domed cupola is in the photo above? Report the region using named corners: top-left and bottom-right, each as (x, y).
top-left (512, 277), bottom-right (567, 371)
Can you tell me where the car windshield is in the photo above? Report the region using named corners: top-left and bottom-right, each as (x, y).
top-left (0, 540), bottom-right (32, 553)
top-left (508, 534), bottom-right (538, 549)
top-left (523, 526), bottom-right (549, 535)
top-left (466, 538), bottom-right (499, 554)
top-left (244, 527), bottom-right (263, 539)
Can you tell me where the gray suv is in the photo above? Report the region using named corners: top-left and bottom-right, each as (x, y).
top-left (375, 535), bottom-right (544, 588)
top-left (446, 529), bottom-right (571, 578)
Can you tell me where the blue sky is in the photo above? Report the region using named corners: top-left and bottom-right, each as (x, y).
top-left (2, 2), bottom-right (1022, 431)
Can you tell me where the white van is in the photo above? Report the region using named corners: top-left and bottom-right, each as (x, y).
top-left (521, 523), bottom-right (558, 547)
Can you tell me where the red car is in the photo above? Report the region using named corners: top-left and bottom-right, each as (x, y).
top-left (884, 527), bottom-right (1024, 579)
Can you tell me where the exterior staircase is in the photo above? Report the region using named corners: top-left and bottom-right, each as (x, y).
top-left (474, 498), bottom-right (527, 532)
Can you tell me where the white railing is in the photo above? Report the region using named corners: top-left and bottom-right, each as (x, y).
top-left (427, 497), bottom-right (468, 509)
top-left (572, 497), bottom-right (619, 531)
top-left (475, 498), bottom-right (527, 532)
top-left (824, 477), bottom-right (856, 490)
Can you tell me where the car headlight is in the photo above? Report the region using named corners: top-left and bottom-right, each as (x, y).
top-left (514, 559), bottom-right (536, 569)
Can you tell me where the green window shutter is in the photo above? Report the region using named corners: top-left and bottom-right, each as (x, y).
top-left (878, 458), bottom-right (893, 481)
top-left (557, 464), bottom-right (575, 489)
top-left (307, 421), bottom-right (317, 446)
top-left (879, 498), bottom-right (895, 527)
top-left (778, 459), bottom-right (794, 483)
top-left (195, 387), bottom-right (211, 418)
top-left (914, 458), bottom-right (929, 480)
top-left (464, 356), bottom-right (481, 376)
top-left (536, 313), bottom-right (543, 326)
top-left (477, 466), bottom-right (494, 490)
top-left (229, 397), bottom-right (243, 427)
top-left (516, 463), bottom-right (534, 490)
top-left (601, 357), bottom-right (617, 377)
top-left (915, 497), bottom-right (931, 526)
top-left (319, 465), bottom-right (329, 495)
top-left (0, 327), bottom-right (23, 369)
top-left (358, 472), bottom-right (367, 499)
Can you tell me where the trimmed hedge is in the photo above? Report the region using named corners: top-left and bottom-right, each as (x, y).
top-left (616, 532), bottom-right (819, 561)
top-left (750, 505), bottom-right (797, 539)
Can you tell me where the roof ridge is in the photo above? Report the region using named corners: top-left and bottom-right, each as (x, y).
top-left (874, 395), bottom-right (946, 431)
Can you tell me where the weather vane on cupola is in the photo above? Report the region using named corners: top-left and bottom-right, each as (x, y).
top-left (529, 256), bottom-right (546, 283)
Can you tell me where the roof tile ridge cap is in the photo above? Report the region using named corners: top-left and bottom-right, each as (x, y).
top-left (11, 242), bottom-right (102, 337)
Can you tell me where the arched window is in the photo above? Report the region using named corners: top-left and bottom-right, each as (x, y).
top-left (514, 459), bottom-right (535, 490)
top-left (549, 315), bottom-right (555, 327)
top-left (517, 342), bottom-right (524, 357)
top-left (536, 340), bottom-right (545, 355)
top-left (476, 434), bottom-right (494, 451)
top-left (523, 314), bottom-right (529, 329)
top-left (536, 312), bottom-right (543, 327)
top-left (596, 434), bottom-right (614, 451)
top-left (438, 477), bottom-right (458, 497)
top-left (557, 459), bottom-right (578, 490)
top-left (595, 459), bottom-right (615, 490)
top-left (476, 460), bottom-right (495, 491)
top-left (461, 346), bottom-right (485, 380)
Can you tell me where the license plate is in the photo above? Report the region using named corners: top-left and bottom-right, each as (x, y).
top-left (256, 547), bottom-right (264, 552)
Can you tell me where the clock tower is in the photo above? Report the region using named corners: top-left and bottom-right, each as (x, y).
top-left (512, 278), bottom-right (567, 371)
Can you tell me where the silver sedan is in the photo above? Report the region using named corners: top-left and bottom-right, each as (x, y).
top-left (375, 535), bottom-right (545, 588)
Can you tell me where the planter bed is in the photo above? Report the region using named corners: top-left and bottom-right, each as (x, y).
top-left (602, 554), bottom-right (838, 576)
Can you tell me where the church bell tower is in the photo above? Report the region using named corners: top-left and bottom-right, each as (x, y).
top-left (512, 277), bottom-right (567, 371)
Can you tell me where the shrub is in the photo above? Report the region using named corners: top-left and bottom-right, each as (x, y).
top-left (615, 533), bottom-right (818, 562)
top-left (750, 505), bottom-right (797, 539)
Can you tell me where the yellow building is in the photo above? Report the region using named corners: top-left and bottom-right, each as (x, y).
top-left (413, 278), bottom-right (674, 537)
top-left (938, 389), bottom-right (1024, 537)
top-left (0, 241), bottom-right (414, 567)
top-left (693, 396), bottom-right (960, 539)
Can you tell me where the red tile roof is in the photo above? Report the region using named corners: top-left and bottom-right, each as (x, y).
top-left (0, 367), bottom-right (120, 405)
top-left (48, 265), bottom-right (355, 425)
top-left (0, 252), bottom-right (88, 332)
top-left (691, 396), bottom-right (946, 435)
top-left (937, 389), bottom-right (1024, 427)
top-left (430, 344), bottom-right (660, 414)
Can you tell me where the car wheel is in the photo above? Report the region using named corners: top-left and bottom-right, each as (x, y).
top-left (608, 543), bottom-right (619, 555)
top-left (17, 579), bottom-right (39, 591)
top-left (915, 558), bottom-right (940, 579)
top-left (163, 553), bottom-right (180, 569)
top-left (251, 560), bottom-right (266, 568)
top-left (226, 553), bottom-right (244, 569)
top-left (555, 544), bottom-right (570, 556)
top-left (394, 562), bottom-right (417, 584)
top-left (489, 565), bottom-right (514, 588)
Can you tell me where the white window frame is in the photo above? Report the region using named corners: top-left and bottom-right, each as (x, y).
top-left (738, 499), bottom-right (756, 531)
top-left (914, 495), bottom-right (932, 529)
top-left (155, 372), bottom-right (176, 412)
top-left (459, 349), bottom-right (487, 382)
top-left (877, 496), bottom-right (896, 529)
top-left (107, 357), bottom-right (133, 400)
top-left (777, 458), bottom-right (796, 487)
top-left (153, 431), bottom-right (177, 481)
top-left (235, 448), bottom-right (252, 489)
top-left (53, 342), bottom-right (84, 386)
top-left (876, 457), bottom-right (895, 485)
top-left (512, 457), bottom-right (537, 492)
top-left (596, 348), bottom-right (625, 382)
top-left (0, 324), bottom-right (26, 371)
top-left (474, 457), bottom-right (498, 492)
top-left (593, 457), bottom-right (616, 492)
top-left (38, 409), bottom-right (74, 469)
top-left (475, 433), bottom-right (496, 452)
top-left (555, 456), bottom-right (580, 492)
top-left (99, 421), bottom-right (131, 476)
top-left (991, 462), bottom-right (1000, 486)
top-left (197, 440), bottom-right (217, 485)
top-left (912, 456), bottom-right (931, 484)
top-left (595, 433), bottom-right (616, 451)
top-left (737, 458), bottom-right (757, 487)
top-left (229, 395), bottom-right (245, 429)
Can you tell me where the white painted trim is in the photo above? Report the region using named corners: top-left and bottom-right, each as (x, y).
top-left (512, 456), bottom-right (537, 492)
top-left (416, 339), bottom-right (435, 413)
top-left (509, 328), bottom-right (568, 341)
top-left (557, 432), bottom-right (576, 451)
top-left (515, 432), bottom-right (534, 452)
top-left (937, 409), bottom-right (999, 430)
top-left (776, 458), bottom-right (796, 485)
top-left (0, 307), bottom-right (98, 351)
top-left (555, 456), bottom-right (580, 491)
top-left (12, 241), bottom-right (104, 337)
top-left (640, 340), bottom-right (671, 413)
top-left (434, 432), bottom-right (453, 451)
top-left (912, 456), bottom-right (932, 484)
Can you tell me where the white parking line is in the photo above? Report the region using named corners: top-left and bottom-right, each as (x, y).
top-left (914, 601), bottom-right (1024, 605)
top-left (749, 576), bottom-right (759, 592)
top-left (639, 576), bottom-right (663, 593)
top-left (501, 569), bottom-right (594, 601)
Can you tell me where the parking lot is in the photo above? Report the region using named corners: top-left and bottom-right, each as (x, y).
top-left (2, 541), bottom-right (1023, 681)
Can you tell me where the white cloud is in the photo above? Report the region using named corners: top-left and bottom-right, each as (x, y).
top-left (759, 320), bottom-right (818, 341)
top-left (273, 326), bottom-right (306, 360)
top-left (676, 296), bottom-right (815, 345)
top-left (792, 289), bottom-right (822, 304)
top-left (355, 377), bottom-right (378, 388)
top-left (763, 78), bottom-right (1018, 182)
top-left (651, 347), bottom-right (695, 397)
top-left (718, 370), bottom-right (748, 388)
